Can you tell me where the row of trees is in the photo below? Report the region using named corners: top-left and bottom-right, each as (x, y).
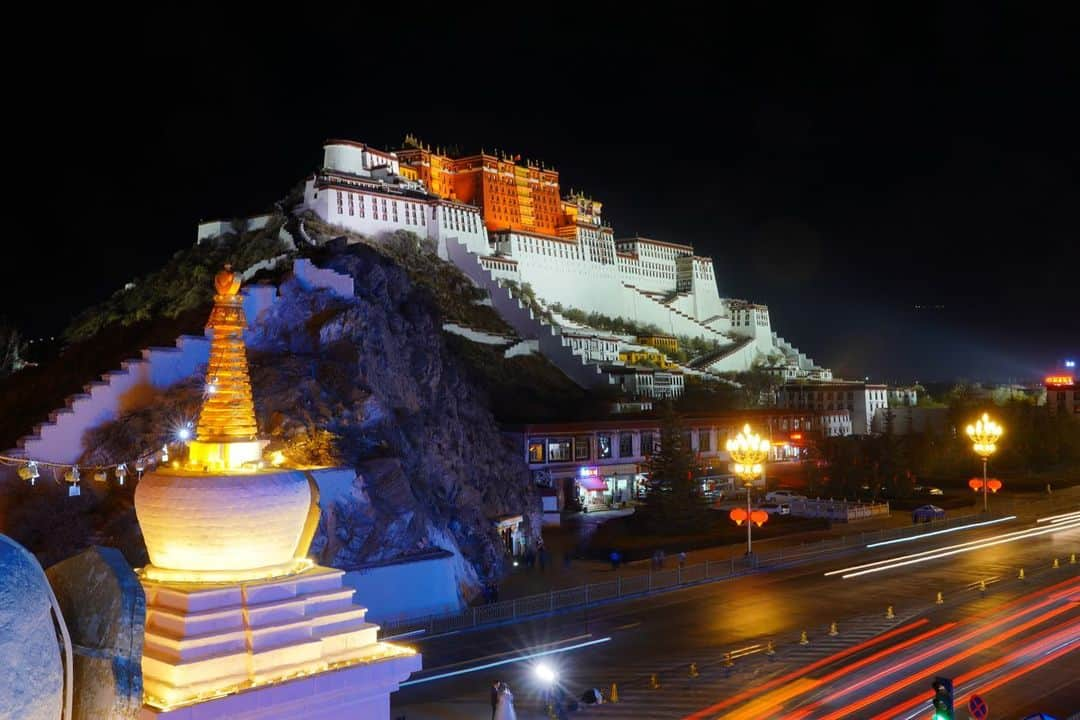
top-left (806, 397), bottom-right (1080, 499)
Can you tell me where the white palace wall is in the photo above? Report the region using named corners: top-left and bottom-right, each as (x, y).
top-left (301, 180), bottom-right (489, 259)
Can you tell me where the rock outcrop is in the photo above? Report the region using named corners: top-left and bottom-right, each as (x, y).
top-left (73, 243), bottom-right (540, 599)
top-left (0, 533), bottom-right (65, 720)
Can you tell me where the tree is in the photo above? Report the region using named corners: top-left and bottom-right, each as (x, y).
top-left (0, 322), bottom-right (27, 377)
top-left (642, 401), bottom-right (707, 533)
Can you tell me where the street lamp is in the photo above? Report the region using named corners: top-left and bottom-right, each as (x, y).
top-left (727, 424), bottom-right (771, 556)
top-left (966, 412), bottom-right (1003, 513)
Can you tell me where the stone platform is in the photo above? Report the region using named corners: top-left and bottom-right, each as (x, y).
top-left (140, 565), bottom-right (419, 716)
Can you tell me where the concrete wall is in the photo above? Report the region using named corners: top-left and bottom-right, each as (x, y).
top-left (343, 551), bottom-right (462, 624)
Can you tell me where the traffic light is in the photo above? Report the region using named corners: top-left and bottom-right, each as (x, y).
top-left (930, 676), bottom-right (954, 720)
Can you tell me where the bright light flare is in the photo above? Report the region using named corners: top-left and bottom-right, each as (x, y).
top-left (534, 662), bottom-right (557, 685)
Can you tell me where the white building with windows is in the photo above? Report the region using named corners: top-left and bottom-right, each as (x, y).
top-left (297, 140), bottom-right (491, 259)
top-left (777, 381), bottom-right (888, 435)
top-left (206, 138), bottom-right (830, 385)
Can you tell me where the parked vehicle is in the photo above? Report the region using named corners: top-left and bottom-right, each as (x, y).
top-left (760, 502), bottom-right (791, 516)
top-left (912, 504), bottom-right (946, 523)
top-left (765, 489), bottom-right (806, 503)
top-left (913, 485), bottom-right (944, 496)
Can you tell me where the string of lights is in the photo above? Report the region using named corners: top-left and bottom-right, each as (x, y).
top-left (0, 422), bottom-right (196, 494)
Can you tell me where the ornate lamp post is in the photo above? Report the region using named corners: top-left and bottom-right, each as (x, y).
top-left (727, 424), bottom-right (771, 556)
top-left (966, 412), bottom-right (1003, 512)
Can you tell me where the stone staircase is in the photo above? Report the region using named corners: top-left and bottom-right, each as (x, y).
top-left (686, 337), bottom-right (757, 374)
top-left (623, 283), bottom-right (728, 341)
top-left (8, 260), bottom-right (358, 466)
top-left (446, 238), bottom-right (610, 388)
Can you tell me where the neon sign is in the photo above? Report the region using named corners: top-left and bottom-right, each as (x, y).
top-left (1045, 375), bottom-right (1074, 386)
top-left (578, 466), bottom-right (599, 478)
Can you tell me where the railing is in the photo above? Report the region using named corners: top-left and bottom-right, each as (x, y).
top-left (378, 507), bottom-right (1055, 639)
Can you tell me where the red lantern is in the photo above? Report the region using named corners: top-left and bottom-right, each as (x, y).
top-left (750, 509), bottom-right (770, 527)
top-left (987, 479), bottom-right (1002, 493)
top-left (729, 507), bottom-right (748, 526)
top-left (968, 478), bottom-right (983, 491)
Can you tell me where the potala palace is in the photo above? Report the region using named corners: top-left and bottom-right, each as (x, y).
top-left (201, 137), bottom-right (832, 395)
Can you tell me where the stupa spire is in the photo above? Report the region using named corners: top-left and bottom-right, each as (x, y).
top-left (187, 264), bottom-right (263, 470)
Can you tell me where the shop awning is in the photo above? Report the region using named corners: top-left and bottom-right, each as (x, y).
top-left (577, 476), bottom-right (608, 492)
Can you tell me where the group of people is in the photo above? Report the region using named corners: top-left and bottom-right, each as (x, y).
top-left (490, 679), bottom-right (606, 719)
top-left (517, 541), bottom-right (551, 571)
top-left (490, 680), bottom-right (516, 719)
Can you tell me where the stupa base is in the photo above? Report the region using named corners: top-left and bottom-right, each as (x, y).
top-left (140, 565), bottom-right (420, 718)
top-left (138, 653), bottom-right (421, 720)
top-left (139, 558), bottom-right (314, 584)
top-left (187, 439), bottom-right (266, 472)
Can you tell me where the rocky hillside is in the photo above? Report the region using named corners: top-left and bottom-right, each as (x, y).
top-left (7, 243), bottom-right (542, 598)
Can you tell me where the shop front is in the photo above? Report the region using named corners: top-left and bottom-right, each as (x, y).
top-left (576, 467), bottom-right (608, 511)
top-left (492, 514), bottom-right (525, 557)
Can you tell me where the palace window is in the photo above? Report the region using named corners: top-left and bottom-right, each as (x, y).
top-left (528, 439), bottom-right (545, 464)
top-left (699, 430), bottom-right (711, 452)
top-left (547, 438), bottom-right (572, 462)
top-left (574, 435), bottom-right (591, 461)
top-left (597, 434), bottom-right (613, 459)
top-left (619, 432), bottom-right (634, 457)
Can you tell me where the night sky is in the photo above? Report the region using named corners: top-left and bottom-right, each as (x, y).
top-left (8, 7), bottom-right (1077, 384)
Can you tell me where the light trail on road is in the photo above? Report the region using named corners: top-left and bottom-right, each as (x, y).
top-left (1037, 508), bottom-right (1080, 524)
top-left (398, 636), bottom-right (611, 687)
top-left (866, 515), bottom-right (1016, 548)
top-left (807, 601), bottom-right (1078, 720)
top-left (690, 577), bottom-right (1080, 720)
top-left (825, 516), bottom-right (1080, 579)
top-left (776, 579), bottom-right (1080, 719)
top-left (873, 617), bottom-right (1080, 720)
top-left (680, 620), bottom-right (931, 719)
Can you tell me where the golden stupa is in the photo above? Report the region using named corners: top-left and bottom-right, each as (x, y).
top-left (187, 264), bottom-right (264, 470)
top-left (132, 265), bottom-right (420, 715)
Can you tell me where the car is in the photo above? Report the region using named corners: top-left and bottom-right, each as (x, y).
top-left (912, 504), bottom-right (946, 523)
top-left (913, 485), bottom-right (944, 496)
top-left (765, 489), bottom-right (806, 503)
top-left (760, 502), bottom-right (791, 516)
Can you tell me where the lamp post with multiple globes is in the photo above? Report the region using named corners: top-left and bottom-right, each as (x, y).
top-left (966, 412), bottom-right (1003, 512)
top-left (726, 424), bottom-right (771, 557)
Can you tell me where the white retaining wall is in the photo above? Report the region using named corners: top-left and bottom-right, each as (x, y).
top-left (9, 260), bottom-right (359, 465)
top-left (343, 552), bottom-right (463, 624)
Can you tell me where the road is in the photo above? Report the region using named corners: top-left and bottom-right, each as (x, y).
top-left (390, 506), bottom-right (1080, 719)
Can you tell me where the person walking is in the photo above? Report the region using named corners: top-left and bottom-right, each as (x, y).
top-left (494, 681), bottom-right (517, 720)
top-left (490, 679), bottom-right (501, 720)
top-left (678, 551), bottom-right (687, 568)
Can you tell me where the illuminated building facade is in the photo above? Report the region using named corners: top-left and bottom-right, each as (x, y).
top-left (1045, 375), bottom-right (1079, 415)
top-left (285, 136), bottom-right (826, 378)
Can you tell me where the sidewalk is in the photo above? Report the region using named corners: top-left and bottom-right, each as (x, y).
top-left (492, 487), bottom-right (1078, 605)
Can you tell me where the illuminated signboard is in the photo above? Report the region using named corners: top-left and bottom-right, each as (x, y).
top-left (578, 466), bottom-right (600, 478)
top-left (790, 433), bottom-right (803, 441)
top-left (1045, 375), bottom-right (1075, 386)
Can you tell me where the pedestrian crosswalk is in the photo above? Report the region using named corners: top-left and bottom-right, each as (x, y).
top-left (547, 609), bottom-right (922, 719)
top-left (392, 610), bottom-right (924, 719)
